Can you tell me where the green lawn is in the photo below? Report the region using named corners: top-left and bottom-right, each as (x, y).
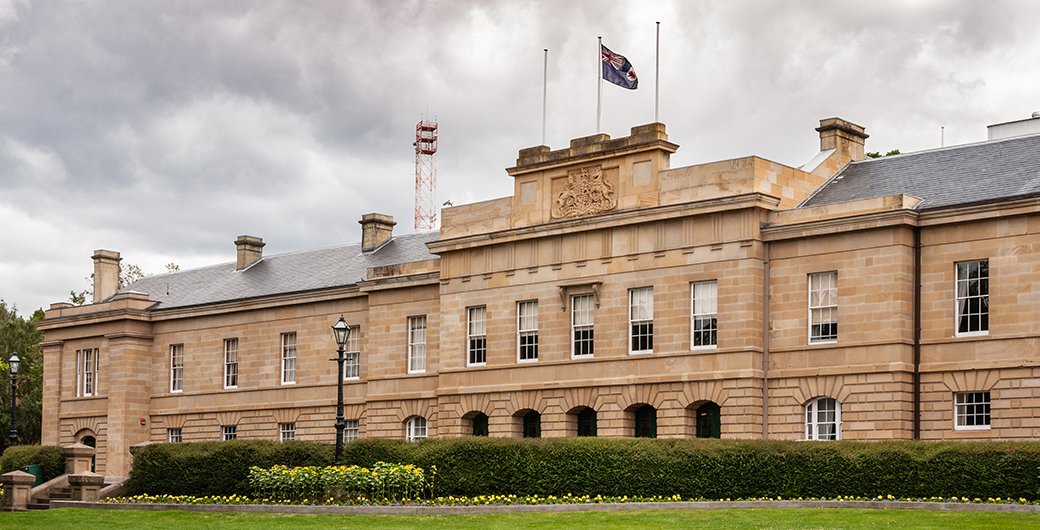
top-left (1, 508), bottom-right (1038, 530)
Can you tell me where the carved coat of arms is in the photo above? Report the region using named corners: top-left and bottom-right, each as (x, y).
top-left (551, 166), bottom-right (617, 219)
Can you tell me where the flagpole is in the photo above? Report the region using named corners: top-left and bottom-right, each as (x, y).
top-left (542, 48), bottom-right (548, 146)
top-left (655, 22), bottom-right (660, 123)
top-left (597, 36), bottom-right (602, 133)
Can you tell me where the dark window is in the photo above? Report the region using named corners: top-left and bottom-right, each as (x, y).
top-left (577, 408), bottom-right (597, 437)
top-left (473, 413), bottom-right (489, 436)
top-left (635, 405), bottom-right (657, 438)
top-left (696, 402), bottom-right (721, 439)
top-left (523, 410), bottom-right (541, 438)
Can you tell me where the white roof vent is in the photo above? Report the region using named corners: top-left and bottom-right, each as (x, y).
top-left (987, 113), bottom-right (1040, 140)
top-left (1032, 111), bottom-right (1040, 119)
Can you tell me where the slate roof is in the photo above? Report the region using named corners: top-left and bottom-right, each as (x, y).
top-left (111, 231), bottom-right (440, 310)
top-left (800, 132), bottom-right (1040, 210)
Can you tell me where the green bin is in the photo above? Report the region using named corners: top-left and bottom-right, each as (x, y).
top-left (18, 464), bottom-right (43, 488)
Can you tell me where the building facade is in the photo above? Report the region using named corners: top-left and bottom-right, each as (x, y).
top-left (39, 117), bottom-right (1040, 476)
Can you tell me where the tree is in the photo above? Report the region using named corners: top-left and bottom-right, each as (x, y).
top-left (866, 149), bottom-right (902, 158)
top-left (0, 300), bottom-right (44, 450)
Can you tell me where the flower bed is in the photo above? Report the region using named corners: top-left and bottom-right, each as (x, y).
top-left (248, 462), bottom-right (434, 502)
top-left (101, 492), bottom-right (1040, 507)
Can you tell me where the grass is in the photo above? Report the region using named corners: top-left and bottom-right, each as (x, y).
top-left (1, 508), bottom-right (1039, 529)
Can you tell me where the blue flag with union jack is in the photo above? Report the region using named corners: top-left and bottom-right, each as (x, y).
top-left (601, 44), bottom-right (638, 90)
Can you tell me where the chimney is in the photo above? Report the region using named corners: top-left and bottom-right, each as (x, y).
top-left (816, 117), bottom-right (869, 165)
top-left (359, 213), bottom-right (396, 252)
top-left (92, 250), bottom-right (122, 303)
top-left (235, 236), bottom-right (265, 269)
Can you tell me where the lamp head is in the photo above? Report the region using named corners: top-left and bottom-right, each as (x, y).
top-left (8, 354), bottom-right (19, 375)
top-left (332, 316), bottom-right (350, 347)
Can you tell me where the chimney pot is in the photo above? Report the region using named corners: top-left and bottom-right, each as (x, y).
top-left (91, 250), bottom-right (122, 303)
top-left (235, 236), bottom-right (265, 269)
top-left (359, 213), bottom-right (396, 252)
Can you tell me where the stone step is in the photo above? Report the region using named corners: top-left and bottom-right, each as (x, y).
top-left (26, 502), bottom-right (50, 510)
top-left (50, 492), bottom-right (72, 499)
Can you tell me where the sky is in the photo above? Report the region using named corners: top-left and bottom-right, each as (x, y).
top-left (1, 0), bottom-right (1039, 315)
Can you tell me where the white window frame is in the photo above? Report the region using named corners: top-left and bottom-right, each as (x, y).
top-left (629, 287), bottom-right (654, 354)
top-left (517, 300), bottom-right (539, 363)
top-left (405, 416), bottom-right (427, 441)
top-left (76, 348), bottom-right (100, 397)
top-left (222, 425), bottom-right (237, 441)
top-left (805, 396), bottom-right (841, 440)
top-left (168, 427), bottom-right (182, 443)
top-left (281, 332), bottom-right (296, 385)
top-left (224, 338), bottom-right (238, 389)
top-left (408, 316), bottom-right (427, 374)
top-left (955, 391), bottom-right (991, 430)
top-left (467, 306), bottom-right (487, 367)
top-left (343, 419), bottom-right (360, 443)
top-left (571, 294), bottom-right (595, 358)
top-left (955, 259), bottom-right (989, 337)
top-left (170, 344), bottom-right (184, 393)
top-left (691, 281), bottom-right (718, 350)
top-left (344, 326), bottom-right (360, 380)
top-left (279, 422), bottom-right (296, 442)
top-left (808, 271), bottom-right (838, 344)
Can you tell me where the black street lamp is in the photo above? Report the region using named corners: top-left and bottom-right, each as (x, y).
top-left (8, 353), bottom-right (19, 447)
top-left (330, 316), bottom-right (351, 466)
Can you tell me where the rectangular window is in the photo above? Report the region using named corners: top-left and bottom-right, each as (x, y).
top-left (281, 332), bottom-right (296, 384)
top-left (76, 348), bottom-right (99, 397)
top-left (956, 259), bottom-right (989, 336)
top-left (468, 306), bottom-right (487, 366)
top-left (224, 338), bottom-right (238, 389)
top-left (343, 419), bottom-right (359, 443)
top-left (809, 272), bottom-right (838, 343)
top-left (170, 344), bottom-right (184, 393)
top-left (344, 326), bottom-right (360, 380)
top-left (168, 428), bottom-right (182, 443)
top-left (691, 281), bottom-right (718, 349)
top-left (408, 316), bottom-right (427, 373)
top-left (517, 301), bottom-right (539, 362)
top-left (572, 294), bottom-right (595, 358)
top-left (955, 391), bottom-right (991, 430)
top-left (279, 422), bottom-right (295, 442)
top-left (629, 287), bottom-right (654, 354)
top-left (222, 425), bottom-right (237, 441)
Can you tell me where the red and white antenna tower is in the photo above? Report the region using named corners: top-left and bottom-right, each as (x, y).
top-left (414, 117), bottom-right (438, 231)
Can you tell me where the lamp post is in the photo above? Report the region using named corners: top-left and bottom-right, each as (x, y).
top-left (8, 353), bottom-right (19, 447)
top-left (330, 316), bottom-right (351, 466)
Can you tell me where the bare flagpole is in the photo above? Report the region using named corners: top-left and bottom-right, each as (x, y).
top-left (597, 36), bottom-right (602, 133)
top-left (542, 48), bottom-right (548, 146)
top-left (655, 22), bottom-right (660, 123)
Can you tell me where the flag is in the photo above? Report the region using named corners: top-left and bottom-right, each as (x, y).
top-left (601, 44), bottom-right (638, 90)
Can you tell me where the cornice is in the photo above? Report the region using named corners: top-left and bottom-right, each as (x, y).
top-left (506, 139), bottom-right (679, 176)
top-left (762, 209), bottom-right (919, 241)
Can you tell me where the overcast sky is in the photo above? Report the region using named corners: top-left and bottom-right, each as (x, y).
top-left (2, 0), bottom-right (1039, 314)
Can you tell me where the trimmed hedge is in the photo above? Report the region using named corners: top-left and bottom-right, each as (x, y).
top-left (0, 445), bottom-right (65, 482)
top-left (130, 438), bottom-right (1040, 500)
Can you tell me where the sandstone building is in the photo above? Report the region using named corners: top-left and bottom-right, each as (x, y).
top-left (39, 116), bottom-right (1040, 476)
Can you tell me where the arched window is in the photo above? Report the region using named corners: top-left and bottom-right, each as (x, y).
top-left (695, 401), bottom-right (721, 439)
top-left (406, 416), bottom-right (427, 441)
top-left (635, 405), bottom-right (656, 438)
top-left (805, 397), bottom-right (841, 440)
top-left (522, 410), bottom-right (541, 438)
top-left (472, 413), bottom-right (489, 436)
top-left (577, 408), bottom-right (597, 437)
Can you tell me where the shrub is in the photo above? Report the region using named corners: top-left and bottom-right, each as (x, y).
top-left (129, 438), bottom-right (1040, 500)
top-left (0, 445), bottom-right (64, 482)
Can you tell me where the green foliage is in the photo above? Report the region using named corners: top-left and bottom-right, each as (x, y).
top-left (130, 440), bottom-right (335, 496)
top-left (249, 462), bottom-right (433, 501)
top-left (130, 438), bottom-right (1040, 501)
top-left (0, 300), bottom-right (44, 450)
top-left (866, 149), bottom-right (901, 158)
top-left (0, 445), bottom-right (65, 481)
